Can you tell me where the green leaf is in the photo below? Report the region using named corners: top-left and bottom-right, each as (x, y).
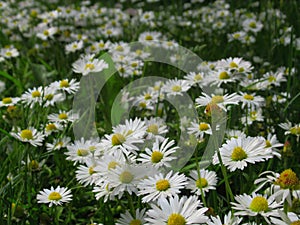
top-left (0, 70), bottom-right (23, 92)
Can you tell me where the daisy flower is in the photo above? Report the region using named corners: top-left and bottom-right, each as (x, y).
top-left (213, 136), bottom-right (272, 172)
top-left (241, 108), bottom-right (264, 125)
top-left (187, 121), bottom-right (213, 140)
top-left (65, 40), bottom-right (83, 54)
top-left (207, 211), bottom-right (242, 225)
top-left (262, 70), bottom-right (287, 87)
top-left (36, 26), bottom-right (58, 40)
top-left (37, 186), bottom-right (72, 207)
top-left (108, 163), bottom-right (146, 198)
top-left (216, 57), bottom-right (253, 74)
top-left (145, 195), bottom-right (209, 225)
top-left (206, 69), bottom-right (237, 87)
top-left (21, 86), bottom-right (43, 108)
top-left (239, 92), bottom-right (265, 109)
top-left (47, 110), bottom-right (78, 124)
top-left (231, 193), bottom-right (282, 224)
top-left (49, 78), bottom-right (80, 94)
top-left (116, 208), bottom-right (147, 225)
top-left (1, 45), bottom-right (19, 58)
top-left (42, 86), bottom-right (65, 107)
top-left (0, 97), bottom-right (20, 107)
top-left (93, 181), bottom-right (115, 203)
top-left (144, 117), bottom-right (168, 141)
top-left (279, 121), bottom-right (300, 138)
top-left (138, 31), bottom-right (162, 47)
top-left (195, 92), bottom-right (240, 112)
top-left (137, 170), bottom-right (187, 203)
top-left (184, 71), bottom-right (206, 87)
top-left (264, 133), bottom-right (283, 158)
top-left (242, 19), bottom-right (263, 33)
top-left (187, 169), bottom-right (218, 196)
top-left (43, 122), bottom-right (63, 136)
top-left (75, 158), bottom-right (100, 186)
top-left (254, 169), bottom-right (300, 205)
top-left (65, 138), bottom-right (102, 165)
top-left (138, 137), bottom-right (178, 169)
top-left (46, 136), bottom-right (71, 151)
top-left (72, 53), bottom-right (109, 76)
top-left (226, 129), bottom-right (247, 139)
top-left (162, 78), bottom-right (191, 97)
top-left (10, 127), bottom-right (45, 147)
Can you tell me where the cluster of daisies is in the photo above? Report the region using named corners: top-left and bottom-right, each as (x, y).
top-left (1, 0), bottom-right (300, 224)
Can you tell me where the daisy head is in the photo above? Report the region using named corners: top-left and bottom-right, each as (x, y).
top-left (116, 208), bottom-right (146, 225)
top-left (10, 127), bottom-right (45, 147)
top-left (145, 195), bottom-right (209, 225)
top-left (37, 186), bottom-right (72, 207)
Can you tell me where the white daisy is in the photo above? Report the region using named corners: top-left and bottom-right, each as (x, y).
top-left (162, 78), bottom-right (191, 97)
top-left (137, 170), bottom-right (187, 203)
top-left (239, 92), bottom-right (265, 110)
top-left (21, 86), bottom-right (43, 108)
top-left (65, 40), bottom-right (83, 54)
top-left (0, 97), bottom-right (20, 107)
top-left (47, 110), bottom-right (78, 124)
top-left (10, 127), bottom-right (45, 147)
top-left (241, 108), bottom-right (264, 125)
top-left (254, 169), bottom-right (300, 206)
top-left (270, 211), bottom-right (300, 225)
top-left (279, 121), bottom-right (300, 138)
top-left (187, 121), bottom-right (213, 140)
top-left (75, 158), bottom-right (100, 186)
top-left (206, 69), bottom-right (237, 87)
top-left (46, 136), bottom-right (71, 151)
top-left (37, 186), bottom-right (72, 207)
top-left (213, 136), bottom-right (272, 172)
top-left (138, 137), bottom-right (177, 169)
top-left (108, 163), bottom-right (146, 198)
top-left (42, 85), bottom-right (65, 107)
top-left (144, 117), bottom-right (168, 141)
top-left (264, 133), bottom-right (283, 158)
top-left (116, 208), bottom-right (146, 225)
top-left (216, 57), bottom-right (253, 74)
top-left (145, 195), bottom-right (209, 225)
top-left (226, 129), bottom-right (247, 139)
top-left (72, 53), bottom-right (109, 76)
top-left (183, 71), bottom-right (206, 88)
top-left (195, 92), bottom-right (240, 112)
top-left (187, 169), bottom-right (218, 196)
top-left (49, 78), bottom-right (80, 94)
top-left (231, 193), bottom-right (282, 224)
top-left (242, 19), bottom-right (263, 33)
top-left (43, 122), bottom-right (63, 136)
top-left (138, 31), bottom-right (162, 46)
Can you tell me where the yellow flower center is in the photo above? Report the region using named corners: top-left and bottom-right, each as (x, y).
top-left (199, 123), bottom-right (209, 131)
top-left (139, 102), bottom-right (146, 108)
top-left (43, 30), bottom-right (49, 36)
top-left (167, 213), bottom-right (186, 225)
top-left (108, 161), bottom-right (119, 170)
top-left (211, 95), bottom-right (224, 104)
top-left (58, 113), bottom-right (68, 120)
top-left (130, 219), bottom-right (142, 225)
top-left (250, 111), bottom-right (257, 120)
top-left (145, 35), bottom-right (153, 41)
top-left (44, 94), bottom-right (54, 101)
top-left (31, 90), bottom-right (41, 98)
top-left (268, 76), bottom-right (276, 82)
top-left (111, 133), bottom-right (126, 146)
top-left (89, 166), bottom-right (95, 175)
top-left (2, 97), bottom-right (12, 104)
top-left (20, 129), bottom-right (33, 140)
top-left (196, 178), bottom-right (208, 189)
top-left (60, 80), bottom-right (70, 88)
top-left (119, 171), bottom-right (134, 184)
top-left (144, 93), bottom-right (152, 100)
top-left (147, 124), bottom-right (159, 134)
top-left (156, 179), bottom-right (170, 191)
top-left (274, 169), bottom-right (300, 189)
top-left (243, 94), bottom-right (254, 101)
top-left (265, 140), bottom-right (272, 148)
top-left (194, 73), bottom-right (202, 81)
top-left (233, 33), bottom-right (240, 39)
top-left (172, 85), bottom-right (182, 92)
top-left (46, 123), bottom-right (57, 131)
top-left (231, 147), bottom-right (247, 161)
top-left (290, 221), bottom-right (300, 225)
top-left (229, 62), bottom-right (238, 68)
top-left (85, 63), bottom-right (95, 70)
top-left (219, 71), bottom-right (229, 79)
top-left (249, 21), bottom-right (257, 28)
top-left (249, 196), bottom-right (268, 212)
top-left (151, 151), bottom-right (163, 163)
top-left (77, 149), bottom-right (89, 156)
top-left (290, 126), bottom-right (300, 136)
top-left (48, 192), bottom-right (62, 201)
top-left (131, 62), bottom-right (138, 68)
top-left (5, 52), bottom-right (12, 57)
